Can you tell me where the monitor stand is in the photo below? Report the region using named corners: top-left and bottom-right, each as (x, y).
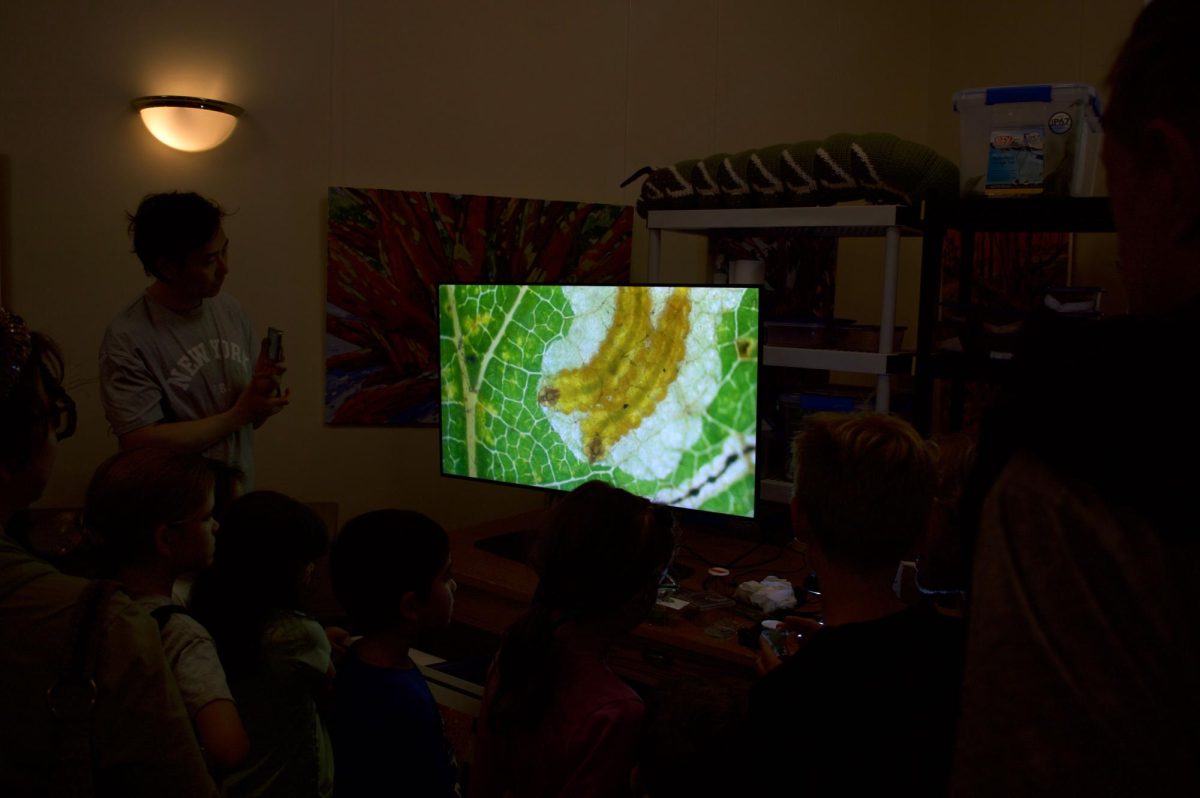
top-left (470, 513), bottom-right (785, 571)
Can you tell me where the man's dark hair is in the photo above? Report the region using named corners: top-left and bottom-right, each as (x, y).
top-left (331, 510), bottom-right (449, 635)
top-left (128, 191), bottom-right (225, 279)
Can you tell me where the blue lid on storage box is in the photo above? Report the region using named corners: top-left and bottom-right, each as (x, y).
top-left (953, 83), bottom-right (1102, 197)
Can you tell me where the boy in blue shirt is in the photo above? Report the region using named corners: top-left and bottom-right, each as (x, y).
top-left (330, 510), bottom-right (460, 797)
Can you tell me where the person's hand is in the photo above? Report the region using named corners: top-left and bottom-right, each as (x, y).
top-left (780, 615), bottom-right (823, 639)
top-left (233, 378), bottom-right (290, 427)
top-left (757, 634), bottom-right (786, 676)
top-left (755, 615), bottom-right (823, 676)
top-left (233, 338), bottom-right (291, 426)
top-left (253, 337), bottom-right (287, 391)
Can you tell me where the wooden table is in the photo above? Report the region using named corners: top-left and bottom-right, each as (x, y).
top-left (450, 509), bottom-right (811, 688)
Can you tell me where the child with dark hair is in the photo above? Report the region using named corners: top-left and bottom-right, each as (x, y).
top-left (189, 491), bottom-right (333, 797)
top-left (470, 480), bottom-right (677, 798)
top-left (86, 447), bottom-right (249, 775)
top-left (330, 510), bottom-right (460, 797)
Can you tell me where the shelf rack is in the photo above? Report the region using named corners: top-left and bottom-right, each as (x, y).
top-left (646, 204), bottom-right (922, 411)
top-left (646, 204), bottom-right (923, 505)
top-left (913, 196), bottom-right (1115, 433)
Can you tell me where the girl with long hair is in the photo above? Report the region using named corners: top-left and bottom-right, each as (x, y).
top-left (470, 480), bottom-right (676, 798)
top-left (189, 491), bottom-right (332, 797)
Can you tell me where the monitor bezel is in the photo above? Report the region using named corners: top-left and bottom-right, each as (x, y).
top-left (435, 280), bottom-right (764, 521)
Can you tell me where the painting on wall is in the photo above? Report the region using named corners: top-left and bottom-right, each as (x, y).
top-left (326, 188), bottom-right (633, 426)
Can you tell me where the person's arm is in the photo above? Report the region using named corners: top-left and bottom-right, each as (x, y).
top-left (95, 603), bottom-right (219, 797)
top-left (163, 619), bottom-right (250, 774)
top-left (120, 404), bottom-right (251, 453)
top-left (102, 330), bottom-right (287, 449)
top-left (194, 699), bottom-right (251, 772)
top-left (119, 379), bottom-right (287, 452)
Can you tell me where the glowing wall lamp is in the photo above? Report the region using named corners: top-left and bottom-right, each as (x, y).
top-left (132, 95), bottom-right (244, 152)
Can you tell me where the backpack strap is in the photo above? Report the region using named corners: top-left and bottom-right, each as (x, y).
top-left (46, 578), bottom-right (120, 798)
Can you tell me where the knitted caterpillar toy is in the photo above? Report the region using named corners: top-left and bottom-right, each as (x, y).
top-left (634, 133), bottom-right (959, 216)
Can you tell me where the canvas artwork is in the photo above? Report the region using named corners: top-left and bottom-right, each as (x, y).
top-left (326, 188), bottom-right (633, 425)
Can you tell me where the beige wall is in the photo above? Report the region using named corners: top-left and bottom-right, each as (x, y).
top-left (926, 0), bottom-right (1142, 313)
top-left (0, 1), bottom-right (1143, 528)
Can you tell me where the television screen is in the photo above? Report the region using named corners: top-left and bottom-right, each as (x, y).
top-left (438, 283), bottom-right (760, 517)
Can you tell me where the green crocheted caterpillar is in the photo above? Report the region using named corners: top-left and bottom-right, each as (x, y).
top-left (636, 133), bottom-right (958, 216)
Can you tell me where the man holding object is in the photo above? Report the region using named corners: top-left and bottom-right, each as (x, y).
top-left (100, 192), bottom-right (288, 489)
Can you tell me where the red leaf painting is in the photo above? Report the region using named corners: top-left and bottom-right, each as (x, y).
top-left (325, 188), bottom-right (633, 425)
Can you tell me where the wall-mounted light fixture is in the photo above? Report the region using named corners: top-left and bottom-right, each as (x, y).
top-left (132, 95), bottom-right (244, 152)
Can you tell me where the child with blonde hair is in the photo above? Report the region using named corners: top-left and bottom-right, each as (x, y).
top-left (750, 412), bottom-right (962, 795)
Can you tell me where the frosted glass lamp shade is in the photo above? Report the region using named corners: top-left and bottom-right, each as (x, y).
top-left (132, 96), bottom-right (244, 152)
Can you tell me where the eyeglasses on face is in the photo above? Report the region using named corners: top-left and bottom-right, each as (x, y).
top-left (33, 388), bottom-right (76, 442)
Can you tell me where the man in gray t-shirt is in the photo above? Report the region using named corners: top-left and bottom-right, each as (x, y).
top-left (99, 192), bottom-right (287, 489)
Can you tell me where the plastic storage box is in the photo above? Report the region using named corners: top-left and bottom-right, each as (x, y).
top-left (953, 84), bottom-right (1102, 197)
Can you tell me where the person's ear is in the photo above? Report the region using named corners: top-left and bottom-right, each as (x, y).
top-left (1143, 119), bottom-right (1200, 243)
top-left (153, 523), bottom-right (173, 558)
top-left (791, 496), bottom-right (827, 567)
top-left (399, 591), bottom-right (422, 624)
top-left (154, 256), bottom-right (180, 282)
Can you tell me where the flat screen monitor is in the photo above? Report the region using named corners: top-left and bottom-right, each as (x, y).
top-left (438, 283), bottom-right (760, 517)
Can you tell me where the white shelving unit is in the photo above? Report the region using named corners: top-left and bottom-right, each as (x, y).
top-left (645, 204), bottom-right (923, 504)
